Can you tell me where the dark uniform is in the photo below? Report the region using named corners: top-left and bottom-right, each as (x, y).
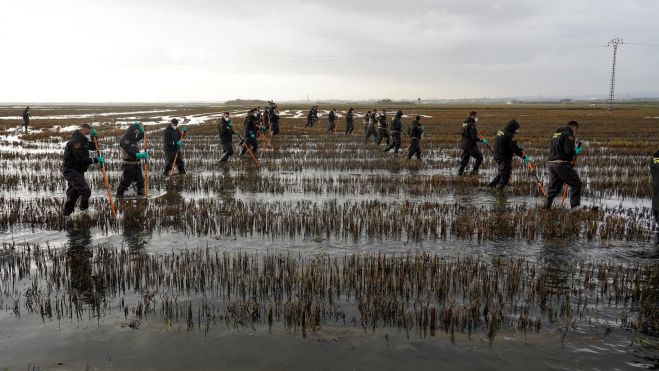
top-left (652, 151), bottom-right (659, 245)
top-left (163, 124), bottom-right (185, 175)
top-left (62, 130), bottom-right (99, 215)
top-left (116, 125), bottom-right (145, 197)
top-left (305, 108), bottom-right (315, 128)
top-left (218, 117), bottom-right (234, 162)
top-left (270, 110), bottom-right (280, 135)
top-left (545, 126), bottom-right (582, 208)
top-left (327, 110), bottom-right (336, 132)
top-left (240, 112), bottom-right (259, 156)
top-left (376, 112), bottom-right (390, 145)
top-left (345, 108), bottom-right (354, 135)
top-left (407, 119), bottom-right (423, 160)
top-left (364, 111), bottom-right (377, 143)
top-left (22, 107), bottom-right (30, 133)
top-left (384, 111), bottom-right (403, 153)
top-left (458, 117), bottom-right (484, 175)
top-left (261, 109), bottom-right (270, 132)
top-left (488, 120), bottom-right (525, 189)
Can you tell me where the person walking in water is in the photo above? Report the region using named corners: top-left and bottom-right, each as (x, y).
top-left (22, 106), bottom-right (30, 133)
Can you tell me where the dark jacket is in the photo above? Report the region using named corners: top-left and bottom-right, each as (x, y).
top-left (22, 109), bottom-right (30, 122)
top-left (461, 117), bottom-right (480, 150)
top-left (270, 111), bottom-right (280, 124)
top-left (328, 111), bottom-right (336, 122)
top-left (548, 126), bottom-right (577, 162)
top-left (163, 125), bottom-right (182, 153)
top-left (218, 118), bottom-right (234, 141)
top-left (63, 130), bottom-right (97, 173)
top-left (391, 115), bottom-right (402, 132)
top-left (378, 113), bottom-right (388, 129)
top-left (346, 110), bottom-right (354, 123)
top-left (408, 120), bottom-right (423, 139)
top-left (120, 126), bottom-right (144, 162)
top-left (244, 114), bottom-right (258, 137)
top-left (652, 151), bottom-right (659, 211)
top-left (493, 120), bottom-right (524, 162)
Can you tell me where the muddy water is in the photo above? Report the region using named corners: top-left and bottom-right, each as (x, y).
top-left (1, 106), bottom-right (658, 370)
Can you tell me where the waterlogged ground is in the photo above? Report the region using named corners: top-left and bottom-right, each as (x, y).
top-left (0, 103), bottom-right (657, 370)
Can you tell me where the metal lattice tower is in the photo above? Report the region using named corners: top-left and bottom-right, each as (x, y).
top-left (607, 38), bottom-right (623, 111)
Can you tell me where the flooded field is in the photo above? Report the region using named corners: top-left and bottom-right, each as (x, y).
top-left (0, 103), bottom-right (657, 370)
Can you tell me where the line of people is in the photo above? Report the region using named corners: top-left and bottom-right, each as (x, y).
top-left (59, 106), bottom-right (659, 242)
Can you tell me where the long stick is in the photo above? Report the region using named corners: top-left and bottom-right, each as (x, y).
top-left (258, 130), bottom-right (272, 148)
top-left (236, 133), bottom-right (260, 166)
top-left (93, 137), bottom-right (117, 219)
top-left (521, 149), bottom-right (548, 198)
top-left (143, 127), bottom-right (149, 197)
top-left (169, 130), bottom-right (186, 177)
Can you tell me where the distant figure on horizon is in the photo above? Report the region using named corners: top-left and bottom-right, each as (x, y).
top-left (22, 106), bottom-right (30, 133)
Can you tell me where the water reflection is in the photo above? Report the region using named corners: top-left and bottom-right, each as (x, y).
top-left (65, 227), bottom-right (104, 306)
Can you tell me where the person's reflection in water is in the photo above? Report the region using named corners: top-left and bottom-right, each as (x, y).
top-left (66, 227), bottom-right (104, 306)
top-left (218, 165), bottom-right (237, 204)
top-left (161, 179), bottom-right (185, 206)
top-left (121, 198), bottom-right (153, 254)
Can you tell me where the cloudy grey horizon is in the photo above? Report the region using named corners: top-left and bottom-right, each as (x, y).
top-left (1, 0), bottom-right (658, 103)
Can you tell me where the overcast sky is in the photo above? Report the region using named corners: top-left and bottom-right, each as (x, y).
top-left (1, 0), bottom-right (658, 102)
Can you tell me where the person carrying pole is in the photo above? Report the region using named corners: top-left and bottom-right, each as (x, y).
top-left (218, 112), bottom-right (235, 162)
top-left (116, 122), bottom-right (148, 197)
top-left (163, 118), bottom-right (187, 175)
top-left (544, 121), bottom-right (583, 209)
top-left (22, 106), bottom-right (30, 133)
top-left (407, 115), bottom-right (424, 160)
top-left (240, 109), bottom-right (259, 157)
top-left (458, 111), bottom-right (488, 176)
top-left (345, 108), bottom-right (354, 135)
top-left (62, 124), bottom-right (105, 216)
top-left (488, 120), bottom-right (529, 191)
top-left (384, 110), bottom-right (403, 154)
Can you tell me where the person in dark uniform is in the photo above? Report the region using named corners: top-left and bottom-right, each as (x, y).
top-left (488, 120), bottom-right (528, 190)
top-left (163, 118), bottom-right (187, 175)
top-left (240, 109), bottom-right (259, 156)
top-left (407, 115), bottom-right (424, 160)
top-left (218, 112), bottom-right (235, 162)
top-left (327, 109), bottom-right (337, 132)
top-left (384, 110), bottom-right (403, 154)
top-left (545, 121), bottom-right (583, 209)
top-left (345, 108), bottom-right (354, 135)
top-left (363, 110), bottom-right (371, 137)
top-left (62, 124), bottom-right (104, 216)
top-left (376, 109), bottom-right (390, 145)
top-left (652, 150), bottom-right (659, 246)
top-left (22, 106), bottom-right (30, 133)
top-left (116, 122), bottom-right (148, 197)
top-left (458, 111), bottom-right (489, 176)
top-left (269, 108), bottom-right (280, 135)
top-left (305, 106), bottom-right (315, 128)
top-left (364, 110), bottom-right (377, 143)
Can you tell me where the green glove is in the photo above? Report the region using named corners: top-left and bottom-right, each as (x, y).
top-left (133, 122), bottom-right (144, 133)
top-left (90, 128), bottom-right (97, 138)
top-left (96, 155), bottom-right (104, 165)
top-left (180, 126), bottom-right (188, 133)
top-left (176, 140), bottom-right (183, 147)
top-left (523, 156), bottom-right (532, 164)
top-left (250, 133), bottom-right (256, 140)
top-left (575, 147), bottom-right (583, 155)
top-left (135, 151), bottom-right (148, 159)
top-left (227, 121), bottom-right (233, 127)
top-left (481, 138), bottom-right (489, 144)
